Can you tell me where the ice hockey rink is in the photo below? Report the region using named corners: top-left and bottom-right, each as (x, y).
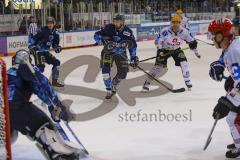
top-left (3, 35), bottom-right (233, 160)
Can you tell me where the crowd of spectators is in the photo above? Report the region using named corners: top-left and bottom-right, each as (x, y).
top-left (0, 0), bottom-right (236, 35)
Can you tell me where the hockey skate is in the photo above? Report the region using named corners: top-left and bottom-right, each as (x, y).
top-left (226, 148), bottom-right (240, 159)
top-left (185, 80), bottom-right (192, 91)
top-left (227, 143), bottom-right (236, 150)
top-left (105, 90), bottom-right (115, 100)
top-left (52, 79), bottom-right (65, 87)
top-left (141, 81), bottom-right (150, 93)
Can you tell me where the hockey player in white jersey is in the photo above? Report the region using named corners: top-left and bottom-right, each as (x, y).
top-left (176, 9), bottom-right (189, 29)
top-left (208, 18), bottom-right (240, 159)
top-left (142, 15), bottom-right (198, 92)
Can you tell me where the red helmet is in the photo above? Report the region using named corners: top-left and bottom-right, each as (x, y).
top-left (208, 18), bottom-right (234, 36)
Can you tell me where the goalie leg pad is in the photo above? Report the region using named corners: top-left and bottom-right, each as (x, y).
top-left (35, 123), bottom-right (81, 157)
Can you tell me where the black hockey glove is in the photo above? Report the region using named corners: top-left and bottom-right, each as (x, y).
top-left (28, 45), bottom-right (37, 55)
top-left (212, 97), bottom-right (231, 119)
top-left (157, 49), bottom-right (168, 58)
top-left (209, 61), bottom-right (225, 81)
top-left (224, 76), bottom-right (234, 92)
top-left (54, 46), bottom-right (62, 54)
top-left (130, 56), bottom-right (139, 69)
top-left (189, 40), bottom-right (198, 50)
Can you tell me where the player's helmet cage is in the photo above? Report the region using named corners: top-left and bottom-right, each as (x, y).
top-left (47, 17), bottom-right (56, 24)
top-left (208, 18), bottom-right (234, 37)
top-left (12, 49), bottom-right (30, 65)
top-left (171, 15), bottom-right (181, 23)
top-left (113, 15), bottom-right (125, 22)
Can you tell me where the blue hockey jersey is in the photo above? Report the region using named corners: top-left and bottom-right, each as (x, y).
top-left (29, 26), bottom-right (60, 51)
top-left (8, 64), bottom-right (60, 108)
top-left (94, 24), bottom-right (137, 58)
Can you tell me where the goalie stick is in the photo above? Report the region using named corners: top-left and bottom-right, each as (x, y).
top-left (203, 114), bottom-right (220, 151)
top-left (22, 58), bottom-right (90, 156)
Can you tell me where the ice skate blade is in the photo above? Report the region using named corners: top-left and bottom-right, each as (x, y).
top-left (54, 86), bottom-right (65, 92)
top-left (140, 89), bottom-right (149, 93)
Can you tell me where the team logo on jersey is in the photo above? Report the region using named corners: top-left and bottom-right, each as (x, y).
top-left (231, 63), bottom-right (240, 80)
top-left (49, 35), bottom-right (54, 41)
top-left (123, 31), bottom-right (131, 37)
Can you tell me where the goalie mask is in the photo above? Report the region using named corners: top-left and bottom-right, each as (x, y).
top-left (12, 49), bottom-right (30, 65)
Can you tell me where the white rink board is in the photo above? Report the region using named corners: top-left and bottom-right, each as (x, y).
top-left (4, 20), bottom-right (207, 54)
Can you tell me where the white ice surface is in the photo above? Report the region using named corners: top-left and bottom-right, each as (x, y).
top-left (2, 35), bottom-right (233, 160)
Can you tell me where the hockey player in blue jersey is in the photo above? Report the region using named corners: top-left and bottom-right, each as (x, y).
top-left (94, 15), bottom-right (139, 99)
top-left (28, 17), bottom-right (64, 87)
top-left (8, 49), bottom-right (84, 159)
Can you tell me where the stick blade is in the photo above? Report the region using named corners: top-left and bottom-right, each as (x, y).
top-left (171, 88), bottom-right (186, 93)
top-left (203, 137), bottom-right (212, 151)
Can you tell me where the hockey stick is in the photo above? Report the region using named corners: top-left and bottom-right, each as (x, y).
top-left (116, 53), bottom-right (185, 93)
top-left (135, 65), bottom-right (185, 93)
top-left (139, 47), bottom-right (190, 63)
top-left (203, 114), bottom-right (220, 151)
top-left (195, 38), bottom-right (214, 46)
top-left (103, 40), bottom-right (186, 93)
top-left (22, 59), bottom-right (90, 155)
top-left (193, 49), bottom-right (201, 59)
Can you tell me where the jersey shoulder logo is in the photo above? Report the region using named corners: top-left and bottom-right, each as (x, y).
top-left (162, 30), bottom-right (168, 37)
top-left (123, 31), bottom-right (131, 37)
top-left (49, 35), bottom-right (54, 41)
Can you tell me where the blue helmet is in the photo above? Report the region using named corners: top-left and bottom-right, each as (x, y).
top-left (113, 14), bottom-right (125, 22)
top-left (232, 16), bottom-right (240, 28)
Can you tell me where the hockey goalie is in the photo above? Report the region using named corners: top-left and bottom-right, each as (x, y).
top-left (7, 49), bottom-right (89, 160)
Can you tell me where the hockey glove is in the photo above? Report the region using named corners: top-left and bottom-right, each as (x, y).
top-left (130, 56), bottom-right (139, 69)
top-left (49, 105), bottom-right (62, 122)
top-left (49, 103), bottom-right (73, 122)
top-left (212, 97), bottom-right (231, 119)
top-left (224, 76), bottom-right (234, 92)
top-left (28, 45), bottom-right (37, 55)
top-left (94, 34), bottom-right (103, 45)
top-left (209, 61), bottom-right (225, 81)
top-left (54, 46), bottom-right (62, 54)
top-left (189, 40), bottom-right (198, 50)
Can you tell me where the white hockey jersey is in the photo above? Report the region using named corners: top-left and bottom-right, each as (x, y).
top-left (223, 37), bottom-right (240, 104)
top-left (181, 16), bottom-right (189, 29)
top-left (155, 26), bottom-right (194, 50)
